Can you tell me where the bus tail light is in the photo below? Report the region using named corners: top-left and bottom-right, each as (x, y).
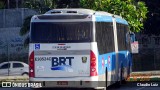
top-left (90, 51), bottom-right (97, 76)
top-left (29, 51), bottom-right (35, 77)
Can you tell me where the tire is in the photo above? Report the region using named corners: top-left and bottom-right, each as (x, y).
top-left (126, 63), bottom-right (131, 81)
top-left (128, 63), bottom-right (132, 75)
top-left (115, 67), bottom-right (122, 88)
top-left (122, 67), bottom-right (127, 84)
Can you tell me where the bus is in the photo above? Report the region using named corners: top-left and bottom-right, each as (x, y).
top-left (29, 8), bottom-right (134, 89)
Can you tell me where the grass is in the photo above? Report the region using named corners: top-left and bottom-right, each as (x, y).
top-left (127, 74), bottom-right (160, 81)
top-left (0, 76), bottom-right (29, 82)
top-left (128, 77), bottom-right (160, 81)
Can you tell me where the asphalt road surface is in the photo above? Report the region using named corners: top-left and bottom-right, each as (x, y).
top-left (0, 82), bottom-right (160, 90)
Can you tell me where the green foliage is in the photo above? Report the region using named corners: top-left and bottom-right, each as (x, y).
top-left (20, 16), bottom-right (32, 48)
top-left (56, 0), bottom-right (80, 8)
top-left (23, 0), bottom-right (56, 13)
top-left (0, 1), bottom-right (4, 9)
top-left (20, 16), bottom-right (32, 36)
top-left (80, 0), bottom-right (148, 32)
top-left (20, 0), bottom-right (56, 47)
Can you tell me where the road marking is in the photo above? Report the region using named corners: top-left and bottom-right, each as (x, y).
top-left (136, 87), bottom-right (146, 90)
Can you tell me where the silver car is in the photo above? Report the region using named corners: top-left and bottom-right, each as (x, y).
top-left (0, 61), bottom-right (29, 76)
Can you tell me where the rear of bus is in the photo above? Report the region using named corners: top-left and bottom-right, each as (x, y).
top-left (29, 10), bottom-right (99, 88)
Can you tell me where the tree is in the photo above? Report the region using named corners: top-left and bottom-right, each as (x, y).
top-left (0, 1), bottom-right (4, 9)
top-left (56, 0), bottom-right (80, 8)
top-left (20, 0), bottom-right (56, 47)
top-left (23, 0), bottom-right (56, 13)
top-left (80, 0), bottom-right (148, 32)
top-left (20, 16), bottom-right (32, 47)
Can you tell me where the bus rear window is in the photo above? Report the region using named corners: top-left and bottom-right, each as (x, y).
top-left (30, 22), bottom-right (93, 43)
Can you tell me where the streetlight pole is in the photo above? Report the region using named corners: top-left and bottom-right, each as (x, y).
top-left (6, 37), bottom-right (10, 76)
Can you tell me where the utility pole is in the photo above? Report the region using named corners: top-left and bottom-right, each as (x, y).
top-left (6, 38), bottom-right (10, 76)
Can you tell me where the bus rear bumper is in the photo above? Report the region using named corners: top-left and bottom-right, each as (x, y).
top-left (29, 76), bottom-right (106, 88)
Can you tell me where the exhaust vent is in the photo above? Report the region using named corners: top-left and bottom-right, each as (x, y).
top-left (51, 11), bottom-right (62, 14)
top-left (66, 11), bottom-right (77, 13)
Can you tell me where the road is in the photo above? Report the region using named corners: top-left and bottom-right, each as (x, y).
top-left (0, 82), bottom-right (160, 90)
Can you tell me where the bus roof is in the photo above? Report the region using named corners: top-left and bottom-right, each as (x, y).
top-left (32, 8), bottom-right (128, 25)
top-left (45, 8), bottom-right (118, 17)
top-left (45, 8), bottom-right (95, 15)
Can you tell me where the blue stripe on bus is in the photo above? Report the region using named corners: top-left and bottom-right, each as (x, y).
top-left (115, 18), bottom-right (128, 25)
top-left (98, 51), bottom-right (132, 75)
top-left (118, 50), bottom-right (132, 68)
top-left (118, 51), bottom-right (128, 68)
top-left (98, 52), bottom-right (116, 75)
top-left (95, 15), bottom-right (112, 22)
top-left (95, 15), bottom-right (128, 25)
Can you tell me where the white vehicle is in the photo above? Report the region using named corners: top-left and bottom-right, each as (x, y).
top-left (0, 61), bottom-right (29, 76)
top-left (29, 9), bottom-right (134, 89)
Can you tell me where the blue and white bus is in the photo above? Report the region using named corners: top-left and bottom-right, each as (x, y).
top-left (29, 8), bottom-right (133, 89)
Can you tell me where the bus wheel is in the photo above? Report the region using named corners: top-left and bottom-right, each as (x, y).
top-left (128, 62), bottom-right (132, 76)
top-left (122, 67), bottom-right (127, 84)
top-left (115, 68), bottom-right (122, 88)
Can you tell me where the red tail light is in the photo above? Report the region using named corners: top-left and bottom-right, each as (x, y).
top-left (90, 51), bottom-right (97, 76)
top-left (29, 51), bottom-right (35, 77)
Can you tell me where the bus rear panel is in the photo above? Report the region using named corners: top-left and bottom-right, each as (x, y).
top-left (29, 15), bottom-right (99, 88)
